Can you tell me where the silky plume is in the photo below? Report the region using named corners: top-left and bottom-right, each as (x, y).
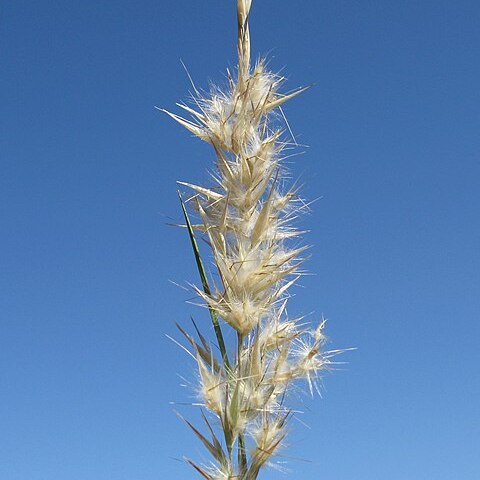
top-left (163, 1), bottom-right (343, 478)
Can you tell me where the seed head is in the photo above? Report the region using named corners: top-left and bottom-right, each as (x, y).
top-left (165, 2), bottom-right (343, 478)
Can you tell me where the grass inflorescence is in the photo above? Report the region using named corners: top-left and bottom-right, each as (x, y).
top-left (163, 1), bottom-right (343, 478)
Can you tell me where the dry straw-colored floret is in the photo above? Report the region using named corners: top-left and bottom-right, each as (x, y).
top-left (163, 1), bottom-right (343, 478)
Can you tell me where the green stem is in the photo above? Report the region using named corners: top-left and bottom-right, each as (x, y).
top-left (237, 332), bottom-right (248, 476)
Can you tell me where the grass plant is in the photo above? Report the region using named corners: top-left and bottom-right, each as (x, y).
top-left (163, 1), bottom-right (343, 478)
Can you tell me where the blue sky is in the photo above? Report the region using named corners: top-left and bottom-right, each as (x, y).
top-left (1, 1), bottom-right (479, 479)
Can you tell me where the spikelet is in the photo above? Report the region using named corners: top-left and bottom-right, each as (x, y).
top-left (165, 1), bottom-right (343, 478)
top-left (249, 413), bottom-right (289, 474)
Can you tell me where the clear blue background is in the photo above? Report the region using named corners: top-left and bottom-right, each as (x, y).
top-left (1, 1), bottom-right (479, 479)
